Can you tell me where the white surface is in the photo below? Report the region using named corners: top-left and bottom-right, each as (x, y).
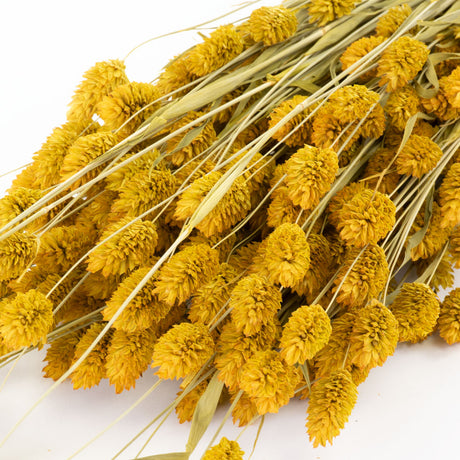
top-left (0, 1), bottom-right (459, 459)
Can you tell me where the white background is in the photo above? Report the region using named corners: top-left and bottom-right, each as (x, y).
top-left (0, 1), bottom-right (459, 459)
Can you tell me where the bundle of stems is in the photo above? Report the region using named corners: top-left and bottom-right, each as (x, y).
top-left (1, 0), bottom-right (460, 457)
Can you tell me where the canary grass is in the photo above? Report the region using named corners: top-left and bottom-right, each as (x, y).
top-left (1, 0), bottom-right (460, 457)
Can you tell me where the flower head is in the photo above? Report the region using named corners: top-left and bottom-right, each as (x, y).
top-left (167, 112), bottom-right (217, 166)
top-left (0, 188), bottom-right (43, 227)
top-left (157, 53), bottom-right (197, 97)
top-left (267, 185), bottom-right (303, 228)
top-left (438, 288), bottom-right (460, 345)
top-left (450, 227), bottom-right (460, 268)
top-left (97, 82), bottom-right (161, 138)
top-left (306, 369), bottom-right (358, 447)
top-left (175, 171), bottom-right (251, 237)
top-left (0, 290), bottom-right (53, 350)
top-left (327, 181), bottom-right (366, 229)
top-left (442, 66), bottom-right (460, 108)
top-left (188, 25), bottom-right (244, 77)
top-left (311, 111), bottom-right (360, 152)
top-left (389, 282), bottom-right (440, 343)
top-left (384, 85), bottom-right (420, 131)
top-left (337, 189), bottom-right (396, 247)
top-left (239, 349), bottom-right (300, 414)
top-left (395, 135), bottom-right (442, 178)
top-left (421, 86), bottom-right (460, 122)
top-left (88, 218), bottom-right (158, 277)
top-left (36, 225), bottom-right (94, 273)
top-left (362, 147), bottom-right (400, 194)
top-left (103, 267), bottom-right (169, 333)
top-left (175, 379), bottom-right (208, 423)
top-left (280, 304), bottom-right (331, 365)
top-left (340, 36), bottom-right (385, 80)
top-left (43, 331), bottom-right (83, 381)
top-left (230, 274), bottom-right (282, 336)
top-left (377, 36), bottom-right (430, 91)
top-left (111, 167), bottom-right (178, 219)
top-left (307, 0), bottom-right (357, 26)
top-left (333, 244), bottom-right (389, 308)
top-left (268, 95), bottom-right (315, 147)
top-left (416, 251), bottom-right (455, 293)
top-left (438, 162), bottom-right (460, 228)
top-left (60, 131), bottom-right (119, 189)
top-left (215, 320), bottom-right (278, 392)
top-left (245, 6), bottom-right (298, 46)
top-left (189, 263), bottom-right (238, 326)
top-left (253, 223), bottom-right (311, 288)
top-left (32, 120), bottom-right (99, 189)
top-left (231, 391), bottom-right (259, 427)
top-left (228, 241), bottom-right (261, 272)
top-left (105, 327), bottom-right (156, 393)
top-left (285, 145), bottom-right (338, 211)
top-left (105, 148), bottom-right (160, 191)
top-left (315, 312), bottom-right (369, 385)
top-left (154, 243), bottom-right (219, 306)
top-left (349, 299), bottom-right (398, 368)
top-left (293, 234), bottom-right (332, 301)
top-left (409, 202), bottom-right (451, 261)
top-left (152, 322), bottom-right (214, 380)
top-left (71, 323), bottom-right (113, 390)
top-left (203, 437), bottom-right (244, 460)
top-left (376, 4), bottom-right (412, 37)
top-left (325, 85), bottom-right (381, 125)
top-left (67, 59), bottom-right (128, 122)
top-left (0, 232), bottom-right (37, 282)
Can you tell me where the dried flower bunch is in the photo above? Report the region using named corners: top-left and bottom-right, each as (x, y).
top-left (1, 0), bottom-right (460, 457)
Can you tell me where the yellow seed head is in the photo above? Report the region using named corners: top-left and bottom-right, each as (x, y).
top-left (239, 349), bottom-right (301, 414)
top-left (97, 82), bottom-right (161, 138)
top-left (253, 223), bottom-right (311, 288)
top-left (384, 85), bottom-right (420, 131)
top-left (105, 327), bottom-right (156, 393)
top-left (152, 322), bottom-right (214, 380)
top-left (438, 288), bottom-right (460, 345)
top-left (67, 59), bottom-right (129, 122)
top-left (377, 36), bottom-right (430, 91)
top-left (215, 320), bottom-right (279, 392)
top-left (409, 202), bottom-right (451, 261)
top-left (349, 299), bottom-right (398, 368)
top-left (103, 266), bottom-right (169, 333)
top-left (389, 282), bottom-right (440, 343)
top-left (154, 243), bottom-right (220, 306)
top-left (188, 25), bottom-right (244, 77)
top-left (71, 323), bottom-right (113, 390)
top-left (306, 369), bottom-right (358, 447)
top-left (438, 162), bottom-right (460, 228)
top-left (268, 95), bottom-right (314, 147)
top-left (87, 218), bottom-right (158, 277)
top-left (175, 171), bottom-right (251, 237)
top-left (280, 304), bottom-right (332, 365)
top-left (230, 274), bottom-right (282, 336)
top-left (337, 189), bottom-right (396, 247)
top-left (0, 232), bottom-right (37, 282)
top-left (0, 290), bottom-right (53, 350)
top-left (395, 134), bottom-right (442, 178)
top-left (376, 4), bottom-right (412, 38)
top-left (333, 244), bottom-right (389, 308)
top-left (203, 437), bottom-right (245, 460)
top-left (307, 0), bottom-right (357, 26)
top-left (285, 145), bottom-right (339, 211)
top-left (340, 36), bottom-right (385, 80)
top-left (246, 6), bottom-right (298, 46)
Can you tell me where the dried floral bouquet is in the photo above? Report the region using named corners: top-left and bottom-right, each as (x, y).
top-left (1, 0), bottom-right (460, 458)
